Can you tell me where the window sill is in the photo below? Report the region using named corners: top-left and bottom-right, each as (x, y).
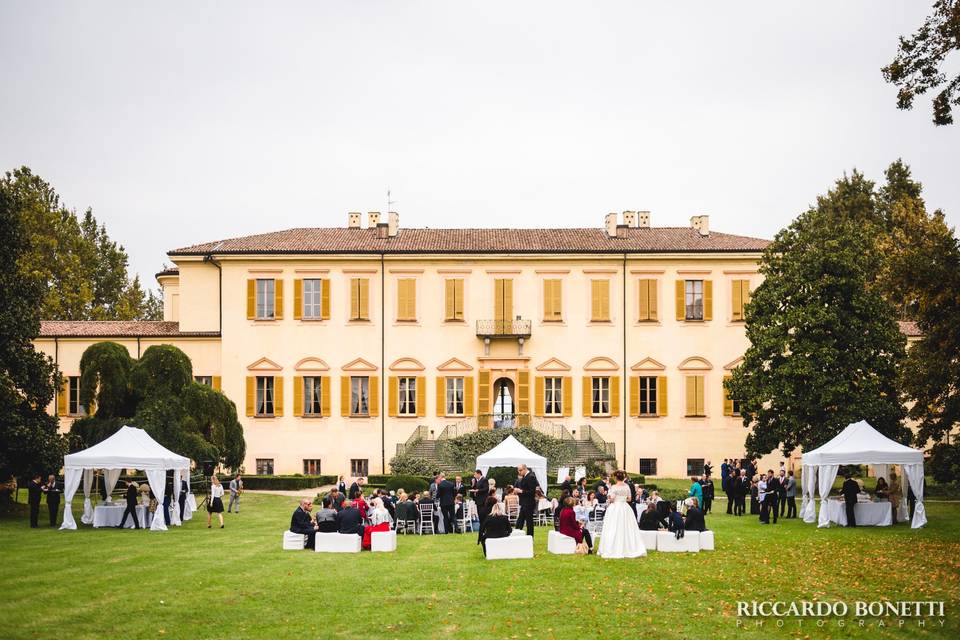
top-left (634, 414), bottom-right (662, 419)
top-left (300, 415), bottom-right (326, 419)
top-left (348, 414), bottom-right (371, 418)
top-left (681, 319), bottom-right (707, 324)
top-left (298, 318), bottom-right (329, 323)
top-left (588, 320), bottom-right (613, 325)
top-left (684, 415), bottom-right (708, 419)
top-left (251, 319), bottom-right (278, 323)
top-left (395, 414), bottom-right (421, 419)
top-left (253, 415), bottom-right (276, 419)
top-left (444, 319), bottom-right (466, 324)
top-left (347, 319), bottom-right (371, 324)
top-left (634, 320), bottom-right (662, 326)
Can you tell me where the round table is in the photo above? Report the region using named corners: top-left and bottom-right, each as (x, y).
top-left (92, 504), bottom-right (152, 528)
top-left (824, 499), bottom-right (892, 526)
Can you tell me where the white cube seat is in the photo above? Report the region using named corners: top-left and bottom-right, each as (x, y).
top-left (657, 530), bottom-right (700, 552)
top-left (698, 530), bottom-right (714, 551)
top-left (547, 530), bottom-right (577, 555)
top-left (282, 531), bottom-right (306, 550)
top-left (314, 532), bottom-right (361, 553)
top-left (639, 530), bottom-right (658, 551)
top-left (486, 534), bottom-right (534, 560)
top-left (371, 530), bottom-right (397, 552)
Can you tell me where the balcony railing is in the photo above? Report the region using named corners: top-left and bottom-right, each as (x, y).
top-left (476, 319), bottom-right (532, 338)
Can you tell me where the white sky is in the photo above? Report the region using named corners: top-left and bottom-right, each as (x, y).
top-left (1, 1), bottom-right (957, 285)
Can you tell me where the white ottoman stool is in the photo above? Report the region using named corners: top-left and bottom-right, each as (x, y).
top-left (314, 532), bottom-right (361, 553)
top-left (371, 530), bottom-right (397, 552)
top-left (639, 530), bottom-right (658, 551)
top-left (657, 531), bottom-right (698, 552)
top-left (486, 534), bottom-right (534, 560)
top-left (282, 531), bottom-right (306, 550)
top-left (698, 530), bottom-right (714, 550)
top-left (547, 530), bottom-right (576, 555)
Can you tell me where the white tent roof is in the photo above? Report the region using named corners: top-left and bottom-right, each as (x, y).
top-left (476, 435), bottom-right (548, 488)
top-left (63, 425), bottom-right (191, 470)
top-left (801, 420), bottom-right (923, 466)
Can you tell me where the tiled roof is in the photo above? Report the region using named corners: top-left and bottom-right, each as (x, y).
top-left (169, 226), bottom-right (771, 256)
top-left (155, 267), bottom-right (179, 278)
top-left (38, 321), bottom-right (218, 338)
top-left (898, 321), bottom-right (921, 337)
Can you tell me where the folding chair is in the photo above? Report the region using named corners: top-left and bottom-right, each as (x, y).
top-left (417, 503), bottom-right (435, 535)
top-left (506, 503), bottom-right (519, 526)
top-left (589, 506), bottom-right (606, 538)
top-left (457, 502), bottom-right (473, 533)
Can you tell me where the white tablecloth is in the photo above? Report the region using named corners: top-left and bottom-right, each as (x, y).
top-left (93, 504), bottom-right (152, 528)
top-left (824, 500), bottom-right (892, 527)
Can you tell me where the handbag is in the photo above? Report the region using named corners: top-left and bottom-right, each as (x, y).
top-left (574, 541), bottom-right (589, 555)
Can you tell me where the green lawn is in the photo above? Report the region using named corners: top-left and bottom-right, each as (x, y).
top-left (1, 493), bottom-right (957, 640)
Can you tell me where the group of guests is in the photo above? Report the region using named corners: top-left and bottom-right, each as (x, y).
top-left (26, 474), bottom-right (61, 528)
top-left (718, 458), bottom-right (798, 522)
top-left (289, 478), bottom-right (403, 550)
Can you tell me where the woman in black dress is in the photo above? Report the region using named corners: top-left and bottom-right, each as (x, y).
top-left (207, 475), bottom-right (225, 528)
top-left (750, 477), bottom-right (760, 515)
top-left (479, 501), bottom-right (513, 556)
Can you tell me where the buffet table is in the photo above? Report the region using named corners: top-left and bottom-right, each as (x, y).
top-left (92, 504), bottom-right (152, 528)
top-left (824, 499), bottom-right (892, 527)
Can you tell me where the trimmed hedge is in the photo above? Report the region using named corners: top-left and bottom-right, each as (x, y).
top-left (239, 475), bottom-right (337, 490)
top-left (384, 475), bottom-right (429, 494)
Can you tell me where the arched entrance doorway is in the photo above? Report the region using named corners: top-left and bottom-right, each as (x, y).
top-left (492, 377), bottom-right (515, 428)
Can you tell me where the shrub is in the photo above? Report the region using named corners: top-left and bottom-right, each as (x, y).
top-left (388, 454), bottom-right (441, 476)
top-left (486, 466), bottom-right (521, 490)
top-left (929, 442), bottom-right (960, 484)
top-left (239, 475), bottom-right (337, 490)
top-left (384, 475), bottom-right (429, 494)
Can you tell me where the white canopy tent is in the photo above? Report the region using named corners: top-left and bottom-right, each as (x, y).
top-left (60, 426), bottom-right (191, 531)
top-left (476, 435), bottom-right (548, 489)
top-left (800, 420), bottom-right (926, 529)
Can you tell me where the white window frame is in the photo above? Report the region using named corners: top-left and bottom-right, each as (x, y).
top-left (398, 376), bottom-right (417, 416)
top-left (303, 278), bottom-right (323, 319)
top-left (256, 376), bottom-right (275, 416)
top-left (303, 459), bottom-right (322, 474)
top-left (446, 377), bottom-right (464, 416)
top-left (351, 458), bottom-right (369, 477)
top-left (544, 377), bottom-right (562, 416)
top-left (256, 458), bottom-right (274, 475)
top-left (303, 376), bottom-right (323, 415)
top-left (194, 376), bottom-right (213, 386)
top-left (639, 376), bottom-right (658, 415)
top-left (68, 376), bottom-right (84, 416)
top-left (591, 377), bottom-right (610, 416)
top-left (684, 279), bottom-right (704, 321)
top-left (350, 376), bottom-right (369, 416)
top-left (256, 278), bottom-right (275, 320)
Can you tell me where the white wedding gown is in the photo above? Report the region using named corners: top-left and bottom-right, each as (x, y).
top-left (597, 484), bottom-right (647, 558)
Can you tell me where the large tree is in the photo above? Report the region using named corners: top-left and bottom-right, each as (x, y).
top-left (0, 173), bottom-right (67, 481)
top-left (0, 166), bottom-right (162, 321)
top-left (882, 0), bottom-right (960, 125)
top-left (727, 171), bottom-right (910, 458)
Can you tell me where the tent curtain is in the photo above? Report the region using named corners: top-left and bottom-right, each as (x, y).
top-left (816, 464), bottom-right (839, 528)
top-left (801, 465), bottom-right (817, 523)
top-left (58, 468), bottom-right (83, 530)
top-left (171, 469), bottom-right (182, 526)
top-left (81, 469), bottom-right (94, 524)
top-left (147, 469), bottom-right (168, 531)
top-left (904, 463), bottom-right (926, 528)
top-left (873, 464), bottom-right (889, 484)
top-left (104, 468), bottom-right (122, 500)
top-left (899, 468), bottom-right (909, 521)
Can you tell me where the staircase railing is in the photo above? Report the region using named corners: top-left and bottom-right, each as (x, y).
top-left (397, 425), bottom-right (430, 455)
top-left (578, 424), bottom-right (616, 458)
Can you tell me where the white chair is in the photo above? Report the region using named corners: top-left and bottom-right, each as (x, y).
top-left (547, 530), bottom-right (577, 555)
top-left (698, 530), bottom-right (715, 551)
top-left (282, 531), bottom-right (306, 550)
top-left (371, 530), bottom-right (397, 552)
top-left (314, 532), bottom-right (361, 553)
top-left (639, 530), bottom-right (658, 551)
top-left (417, 503), bottom-right (435, 535)
top-left (457, 502), bottom-right (474, 533)
top-left (486, 534), bottom-right (534, 560)
top-left (506, 502), bottom-right (519, 526)
top-left (588, 506), bottom-right (605, 537)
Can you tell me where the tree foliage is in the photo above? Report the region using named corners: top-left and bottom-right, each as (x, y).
top-left (79, 342), bottom-right (135, 418)
top-left (435, 429), bottom-right (574, 471)
top-left (882, 0), bottom-right (960, 125)
top-left (727, 170), bottom-right (910, 458)
top-left (0, 166), bottom-right (162, 321)
top-left (0, 175), bottom-right (67, 480)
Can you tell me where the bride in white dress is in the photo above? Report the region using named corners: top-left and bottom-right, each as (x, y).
top-left (597, 471), bottom-right (647, 558)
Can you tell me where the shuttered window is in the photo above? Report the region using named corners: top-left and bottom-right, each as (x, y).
top-left (398, 376), bottom-right (417, 415)
top-left (685, 375), bottom-right (705, 417)
top-left (731, 279), bottom-right (751, 321)
top-left (639, 376), bottom-right (657, 415)
top-left (446, 377), bottom-right (464, 415)
top-left (350, 376), bottom-right (370, 416)
top-left (445, 279), bottom-right (464, 321)
top-left (544, 377), bottom-right (563, 415)
top-left (397, 278), bottom-right (417, 321)
top-left (68, 376), bottom-right (84, 416)
top-left (302, 279), bottom-right (330, 319)
top-left (590, 279), bottom-right (610, 322)
top-left (592, 377), bottom-right (610, 415)
top-left (543, 279), bottom-right (562, 321)
top-left (637, 279), bottom-right (658, 321)
top-left (303, 377), bottom-right (323, 415)
top-left (255, 279), bottom-right (275, 319)
top-left (350, 278), bottom-right (370, 320)
top-left (256, 376), bottom-right (275, 416)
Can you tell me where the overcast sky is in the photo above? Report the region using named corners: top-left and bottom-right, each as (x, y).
top-left (2, 1), bottom-right (957, 285)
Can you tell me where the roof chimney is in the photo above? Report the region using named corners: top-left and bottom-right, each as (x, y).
top-left (368, 212), bottom-right (381, 228)
top-left (622, 211), bottom-right (637, 228)
top-left (387, 211), bottom-right (399, 237)
top-left (690, 214), bottom-right (709, 236)
top-left (637, 210), bottom-right (650, 228)
top-left (348, 212), bottom-right (361, 229)
top-left (604, 212), bottom-right (618, 238)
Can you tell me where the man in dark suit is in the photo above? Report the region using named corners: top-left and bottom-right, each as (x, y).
top-left (513, 464), bottom-right (540, 536)
top-left (43, 474), bottom-right (61, 527)
top-left (560, 473), bottom-right (573, 496)
top-left (118, 480), bottom-right (141, 529)
top-left (336, 500), bottom-right (365, 536)
top-left (735, 471), bottom-right (749, 516)
top-left (777, 470), bottom-right (788, 518)
top-left (700, 474), bottom-right (714, 514)
top-left (720, 459), bottom-right (729, 485)
top-left (453, 476), bottom-right (467, 498)
top-left (684, 499), bottom-right (707, 532)
top-left (179, 477), bottom-right (188, 521)
top-left (469, 469), bottom-right (488, 504)
top-left (348, 478), bottom-right (363, 500)
top-left (841, 474), bottom-right (860, 527)
top-left (724, 470), bottom-right (734, 514)
top-left (594, 474), bottom-right (609, 495)
top-left (436, 473), bottom-right (456, 534)
top-left (27, 474), bottom-right (43, 528)
top-left (624, 474), bottom-right (638, 519)
top-left (290, 498), bottom-right (319, 549)
top-left (765, 471), bottom-right (780, 524)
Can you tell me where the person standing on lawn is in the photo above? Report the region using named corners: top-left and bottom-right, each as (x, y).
top-left (513, 464), bottom-right (539, 537)
top-left (207, 475), bottom-right (225, 528)
top-left (118, 480), bottom-right (140, 529)
top-left (27, 474), bottom-right (43, 528)
top-left (228, 473), bottom-right (242, 513)
top-left (43, 474), bottom-right (61, 527)
top-left (784, 470), bottom-right (797, 518)
top-left (841, 474), bottom-right (860, 527)
top-left (699, 474), bottom-right (714, 514)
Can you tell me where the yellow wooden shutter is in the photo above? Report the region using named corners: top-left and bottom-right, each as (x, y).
top-left (321, 278), bottom-right (331, 320)
top-left (731, 280), bottom-right (743, 321)
top-left (562, 376), bottom-right (573, 417)
top-left (582, 376), bottom-right (592, 417)
top-left (542, 280), bottom-right (550, 320)
top-left (649, 279), bottom-right (658, 321)
top-left (212, 376), bottom-right (221, 391)
top-left (675, 280), bottom-right (685, 321)
top-left (629, 376), bottom-right (639, 416)
top-left (436, 376), bottom-right (446, 416)
top-left (368, 376), bottom-right (379, 417)
top-left (590, 281), bottom-right (600, 321)
top-left (544, 279), bottom-right (561, 321)
top-left (591, 280), bottom-right (609, 321)
top-left (246, 279), bottom-right (255, 319)
top-left (494, 280), bottom-right (505, 322)
top-left (534, 376), bottom-right (544, 417)
top-left (88, 395), bottom-right (97, 416)
top-left (321, 376), bottom-right (331, 417)
top-left (416, 376), bottom-right (426, 417)
top-left (478, 370), bottom-right (491, 427)
top-left (274, 279), bottom-right (283, 320)
top-left (742, 280), bottom-right (751, 315)
top-left (723, 374), bottom-right (734, 416)
top-left (638, 279), bottom-right (649, 321)
top-left (245, 376), bottom-right (255, 416)
top-left (359, 279), bottom-right (370, 320)
top-left (293, 279), bottom-right (303, 320)
top-left (685, 376), bottom-right (696, 416)
top-left (293, 375), bottom-right (303, 416)
top-left (340, 376), bottom-right (350, 416)
top-left (464, 376), bottom-right (474, 416)
top-left (703, 280), bottom-right (713, 321)
top-left (516, 370), bottom-right (529, 425)
top-left (350, 279), bottom-right (359, 320)
top-left (657, 375), bottom-right (668, 416)
top-left (57, 379), bottom-right (68, 415)
top-left (273, 376), bottom-right (283, 416)
top-left (388, 376), bottom-right (398, 417)
top-left (696, 375), bottom-right (705, 416)
top-left (444, 280), bottom-right (454, 320)
top-left (454, 279), bottom-right (464, 320)
top-left (610, 375), bottom-right (620, 417)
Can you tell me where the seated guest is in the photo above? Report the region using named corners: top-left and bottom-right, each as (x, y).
top-left (639, 502), bottom-right (665, 531)
top-left (336, 499), bottom-right (365, 537)
top-left (315, 497), bottom-right (338, 532)
top-left (667, 502), bottom-right (685, 539)
top-left (558, 497), bottom-right (592, 553)
top-left (327, 488), bottom-right (345, 512)
top-left (354, 494), bottom-right (369, 521)
top-left (290, 498), bottom-right (319, 549)
top-left (684, 497), bottom-right (707, 532)
top-left (596, 485), bottom-right (608, 505)
top-left (503, 485), bottom-right (519, 514)
top-left (368, 497), bottom-right (393, 527)
top-left (585, 491), bottom-right (598, 508)
top-left (454, 495), bottom-right (465, 531)
top-left (573, 500), bottom-right (591, 527)
top-left (875, 477), bottom-right (889, 500)
top-left (478, 502), bottom-right (513, 556)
